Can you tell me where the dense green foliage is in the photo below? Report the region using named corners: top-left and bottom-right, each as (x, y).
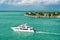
top-left (26, 12), bottom-right (60, 16)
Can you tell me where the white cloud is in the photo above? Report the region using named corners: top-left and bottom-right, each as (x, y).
top-left (8, 0), bottom-right (60, 5)
top-left (0, 0), bottom-right (5, 4)
top-left (0, 0), bottom-right (60, 5)
top-left (6, 0), bottom-right (40, 5)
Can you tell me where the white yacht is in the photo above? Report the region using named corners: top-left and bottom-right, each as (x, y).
top-left (11, 23), bottom-right (35, 32)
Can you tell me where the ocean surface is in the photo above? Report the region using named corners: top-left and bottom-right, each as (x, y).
top-left (0, 12), bottom-right (60, 40)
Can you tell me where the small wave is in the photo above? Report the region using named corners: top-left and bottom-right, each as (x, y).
top-left (36, 31), bottom-right (60, 35)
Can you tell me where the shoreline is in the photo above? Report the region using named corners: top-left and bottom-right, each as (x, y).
top-left (24, 12), bottom-right (60, 18)
top-left (25, 15), bottom-right (60, 18)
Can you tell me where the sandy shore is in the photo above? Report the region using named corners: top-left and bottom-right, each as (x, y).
top-left (24, 14), bottom-right (60, 18)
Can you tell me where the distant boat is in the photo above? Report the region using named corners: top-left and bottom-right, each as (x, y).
top-left (11, 23), bottom-right (35, 32)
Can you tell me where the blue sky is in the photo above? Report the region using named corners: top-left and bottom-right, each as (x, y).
top-left (0, 0), bottom-right (60, 11)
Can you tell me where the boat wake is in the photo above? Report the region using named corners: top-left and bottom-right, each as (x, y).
top-left (36, 31), bottom-right (60, 35)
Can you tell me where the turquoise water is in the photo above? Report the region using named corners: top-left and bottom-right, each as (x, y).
top-left (0, 12), bottom-right (60, 40)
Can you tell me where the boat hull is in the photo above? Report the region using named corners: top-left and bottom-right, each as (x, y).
top-left (11, 27), bottom-right (34, 32)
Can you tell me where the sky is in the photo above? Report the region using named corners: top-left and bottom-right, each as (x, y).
top-left (0, 0), bottom-right (60, 11)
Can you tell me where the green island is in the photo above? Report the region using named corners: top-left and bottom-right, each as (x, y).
top-left (24, 12), bottom-right (60, 18)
